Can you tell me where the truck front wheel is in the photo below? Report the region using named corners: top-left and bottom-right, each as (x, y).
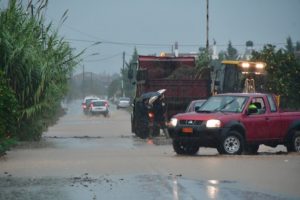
top-left (172, 140), bottom-right (199, 155)
top-left (220, 131), bottom-right (244, 155)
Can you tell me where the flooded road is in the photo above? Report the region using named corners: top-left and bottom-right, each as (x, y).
top-left (0, 100), bottom-right (300, 200)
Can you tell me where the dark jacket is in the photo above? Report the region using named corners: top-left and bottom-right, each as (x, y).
top-left (136, 100), bottom-right (149, 121)
top-left (152, 99), bottom-right (166, 122)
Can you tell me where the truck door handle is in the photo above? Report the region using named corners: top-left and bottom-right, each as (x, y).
top-left (265, 117), bottom-right (269, 121)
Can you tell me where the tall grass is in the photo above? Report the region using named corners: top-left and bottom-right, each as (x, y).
top-left (0, 0), bottom-right (81, 147)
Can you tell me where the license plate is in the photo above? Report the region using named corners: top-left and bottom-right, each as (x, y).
top-left (182, 127), bottom-right (193, 133)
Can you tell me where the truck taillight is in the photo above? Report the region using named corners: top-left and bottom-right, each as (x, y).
top-left (90, 103), bottom-right (94, 108)
top-left (82, 104), bottom-right (86, 109)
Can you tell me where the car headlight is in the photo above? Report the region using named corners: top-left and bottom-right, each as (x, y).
top-left (169, 118), bottom-right (178, 127)
top-left (206, 119), bottom-right (221, 128)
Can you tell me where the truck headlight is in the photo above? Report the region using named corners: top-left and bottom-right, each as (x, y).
top-left (169, 118), bottom-right (178, 127)
top-left (255, 62), bottom-right (265, 69)
top-left (206, 119), bottom-right (221, 128)
top-left (241, 62), bottom-right (250, 68)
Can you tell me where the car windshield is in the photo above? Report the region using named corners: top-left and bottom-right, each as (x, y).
top-left (86, 98), bottom-right (98, 104)
top-left (197, 95), bottom-right (248, 113)
top-left (194, 101), bottom-right (205, 109)
top-left (93, 101), bottom-right (106, 106)
top-left (186, 100), bottom-right (206, 112)
top-left (120, 97), bottom-right (130, 102)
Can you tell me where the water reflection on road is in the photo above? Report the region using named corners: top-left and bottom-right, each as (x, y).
top-left (0, 174), bottom-right (294, 200)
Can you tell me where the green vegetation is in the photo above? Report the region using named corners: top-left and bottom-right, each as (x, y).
top-left (252, 41), bottom-right (300, 109)
top-left (109, 48), bottom-right (138, 100)
top-left (122, 48), bottom-right (138, 98)
top-left (0, 71), bottom-right (18, 155)
top-left (0, 0), bottom-right (80, 155)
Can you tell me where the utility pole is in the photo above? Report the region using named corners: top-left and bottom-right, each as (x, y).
top-left (82, 65), bottom-right (85, 81)
top-left (206, 0), bottom-right (209, 50)
top-left (122, 51), bottom-right (125, 97)
top-left (82, 65), bottom-right (85, 97)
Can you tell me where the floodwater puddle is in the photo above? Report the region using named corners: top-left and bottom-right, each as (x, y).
top-left (0, 174), bottom-right (296, 200)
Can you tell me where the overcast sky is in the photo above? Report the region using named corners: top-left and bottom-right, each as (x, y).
top-left (5, 0), bottom-right (300, 74)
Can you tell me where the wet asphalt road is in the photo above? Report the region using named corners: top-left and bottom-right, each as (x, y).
top-left (0, 100), bottom-right (300, 200)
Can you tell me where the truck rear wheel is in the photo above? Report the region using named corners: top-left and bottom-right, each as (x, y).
top-left (172, 140), bottom-right (199, 155)
top-left (220, 131), bottom-right (244, 155)
top-left (294, 132), bottom-right (300, 152)
top-left (286, 130), bottom-right (300, 152)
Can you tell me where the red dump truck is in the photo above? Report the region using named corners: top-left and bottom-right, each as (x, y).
top-left (131, 55), bottom-right (211, 138)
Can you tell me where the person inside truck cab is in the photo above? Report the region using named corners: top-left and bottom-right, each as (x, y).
top-left (248, 103), bottom-right (258, 114)
top-left (248, 98), bottom-right (266, 114)
top-left (248, 102), bottom-right (265, 114)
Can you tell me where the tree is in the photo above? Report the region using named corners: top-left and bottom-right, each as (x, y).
top-left (121, 48), bottom-right (138, 98)
top-left (218, 50), bottom-right (227, 61)
top-left (296, 42), bottom-right (300, 51)
top-left (252, 43), bottom-right (300, 109)
top-left (286, 37), bottom-right (294, 53)
top-left (107, 76), bottom-right (121, 99)
top-left (226, 41), bottom-right (238, 60)
top-left (197, 47), bottom-right (211, 69)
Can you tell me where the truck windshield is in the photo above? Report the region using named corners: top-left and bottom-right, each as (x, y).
top-left (197, 95), bottom-right (248, 113)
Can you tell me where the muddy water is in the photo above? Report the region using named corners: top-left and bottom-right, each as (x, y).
top-left (0, 100), bottom-right (299, 200)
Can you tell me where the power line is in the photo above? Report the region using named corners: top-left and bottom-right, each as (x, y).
top-left (47, 14), bottom-right (290, 50)
top-left (66, 38), bottom-right (286, 48)
top-left (84, 52), bottom-right (123, 62)
top-left (66, 38), bottom-right (179, 47)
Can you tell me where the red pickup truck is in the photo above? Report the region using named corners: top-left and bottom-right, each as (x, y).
top-left (168, 93), bottom-right (300, 155)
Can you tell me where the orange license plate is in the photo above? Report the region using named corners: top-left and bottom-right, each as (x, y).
top-left (182, 127), bottom-right (193, 133)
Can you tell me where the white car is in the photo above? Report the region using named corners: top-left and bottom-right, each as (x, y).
top-left (82, 96), bottom-right (100, 114)
top-left (89, 99), bottom-right (109, 117)
top-left (117, 97), bottom-right (131, 109)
